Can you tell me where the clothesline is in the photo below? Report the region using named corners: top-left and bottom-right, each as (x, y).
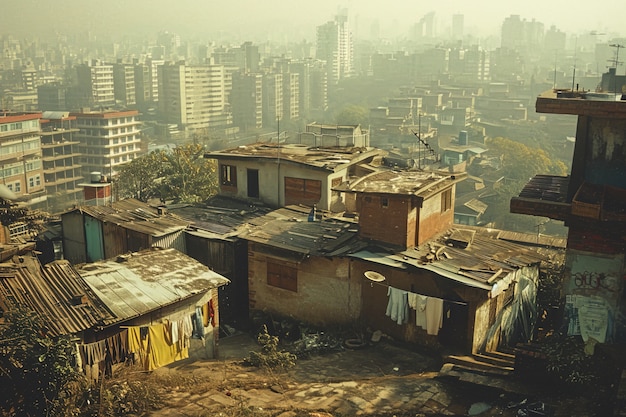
top-left (367, 279), bottom-right (468, 306)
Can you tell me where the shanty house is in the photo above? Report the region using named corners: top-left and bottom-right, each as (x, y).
top-left (77, 247), bottom-right (230, 374)
top-left (238, 166), bottom-right (548, 356)
top-left (240, 205), bottom-right (365, 326)
top-left (61, 198), bottom-right (190, 265)
top-left (0, 242), bottom-right (115, 338)
top-left (204, 142), bottom-right (385, 211)
top-left (167, 195), bottom-right (272, 327)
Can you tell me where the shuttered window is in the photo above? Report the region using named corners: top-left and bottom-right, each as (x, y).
top-left (267, 260), bottom-right (297, 292)
top-left (284, 177), bottom-right (321, 206)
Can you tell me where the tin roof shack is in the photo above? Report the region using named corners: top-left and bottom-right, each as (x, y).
top-left (77, 247), bottom-right (230, 371)
top-left (351, 227), bottom-right (544, 354)
top-left (511, 87), bottom-right (626, 346)
top-left (0, 242), bottom-right (115, 338)
top-left (204, 143), bottom-right (386, 211)
top-left (332, 169), bottom-right (544, 355)
top-left (240, 205), bottom-right (365, 327)
top-left (167, 196), bottom-right (272, 328)
top-left (61, 198), bottom-right (190, 264)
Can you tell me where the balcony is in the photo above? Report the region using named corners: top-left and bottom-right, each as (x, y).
top-left (510, 175), bottom-right (571, 221)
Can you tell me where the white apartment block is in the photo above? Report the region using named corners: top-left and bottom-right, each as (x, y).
top-left (71, 110), bottom-right (141, 178)
top-left (76, 61), bottom-right (115, 107)
top-left (158, 62), bottom-right (232, 133)
top-left (316, 12), bottom-right (354, 85)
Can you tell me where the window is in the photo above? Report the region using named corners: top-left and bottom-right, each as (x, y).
top-left (14, 182), bottom-right (20, 192)
top-left (441, 189), bottom-right (452, 212)
top-left (381, 197), bottom-right (389, 208)
top-left (267, 260), bottom-right (297, 292)
top-left (220, 164), bottom-right (237, 187)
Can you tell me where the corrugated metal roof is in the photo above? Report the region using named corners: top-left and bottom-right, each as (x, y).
top-left (168, 196), bottom-right (272, 238)
top-left (65, 198), bottom-right (190, 237)
top-left (497, 230), bottom-right (567, 248)
top-left (78, 247), bottom-right (229, 322)
top-left (0, 245), bottom-right (115, 336)
top-left (350, 226), bottom-right (546, 293)
top-left (240, 205), bottom-right (364, 257)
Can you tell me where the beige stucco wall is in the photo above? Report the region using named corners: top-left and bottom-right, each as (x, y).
top-left (212, 156), bottom-right (348, 211)
top-left (248, 244), bottom-right (361, 326)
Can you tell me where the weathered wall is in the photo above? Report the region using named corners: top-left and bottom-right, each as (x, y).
top-left (358, 195), bottom-right (411, 247)
top-left (248, 243), bottom-right (361, 326)
top-left (417, 187), bottom-right (455, 245)
top-left (215, 157), bottom-right (346, 211)
top-left (354, 260), bottom-right (485, 353)
top-left (62, 211), bottom-right (86, 264)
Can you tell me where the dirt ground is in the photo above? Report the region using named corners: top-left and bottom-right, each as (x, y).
top-left (139, 331), bottom-right (598, 417)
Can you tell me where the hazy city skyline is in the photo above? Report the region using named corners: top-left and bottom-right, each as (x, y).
top-left (3, 0), bottom-right (623, 41)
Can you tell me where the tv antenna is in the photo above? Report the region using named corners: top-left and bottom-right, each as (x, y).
top-left (609, 43), bottom-right (624, 71)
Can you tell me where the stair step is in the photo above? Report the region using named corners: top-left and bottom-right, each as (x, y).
top-left (440, 361), bottom-right (512, 378)
top-left (484, 349), bottom-right (516, 361)
top-left (473, 352), bottom-right (515, 368)
top-left (445, 354), bottom-right (514, 375)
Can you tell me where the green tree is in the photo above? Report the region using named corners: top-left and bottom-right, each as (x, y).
top-left (115, 144), bottom-right (218, 204)
top-left (115, 150), bottom-right (168, 202)
top-left (334, 104), bottom-right (369, 127)
top-left (160, 143), bottom-right (218, 203)
top-left (0, 308), bottom-right (81, 417)
top-left (486, 137), bottom-right (568, 180)
top-left (483, 137), bottom-right (569, 233)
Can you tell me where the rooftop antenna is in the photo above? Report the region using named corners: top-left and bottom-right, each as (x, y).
top-left (608, 43), bottom-right (624, 93)
top-left (571, 36), bottom-right (578, 91)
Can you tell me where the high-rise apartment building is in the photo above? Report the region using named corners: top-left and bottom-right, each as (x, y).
top-left (158, 62), bottom-right (232, 133)
top-left (113, 63), bottom-right (136, 107)
top-left (283, 72), bottom-right (300, 121)
top-left (75, 60), bottom-right (115, 108)
top-left (0, 111), bottom-right (47, 207)
top-left (262, 73), bottom-right (283, 128)
top-left (291, 59), bottom-right (328, 118)
top-left (230, 72), bottom-right (262, 131)
top-left (70, 109), bottom-right (141, 178)
top-left (40, 111), bottom-right (83, 212)
top-left (316, 10), bottom-right (354, 85)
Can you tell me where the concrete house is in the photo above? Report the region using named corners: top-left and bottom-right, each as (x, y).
top-left (61, 198), bottom-right (189, 265)
top-left (204, 141), bottom-right (385, 211)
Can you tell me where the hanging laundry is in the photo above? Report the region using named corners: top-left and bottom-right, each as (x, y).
top-left (425, 297), bottom-right (444, 335)
top-left (408, 292), bottom-right (428, 329)
top-left (192, 306), bottom-right (204, 339)
top-left (386, 286), bottom-right (409, 325)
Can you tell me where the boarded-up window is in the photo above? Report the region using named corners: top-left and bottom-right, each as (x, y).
top-left (441, 188), bottom-right (452, 212)
top-left (267, 260), bottom-right (297, 292)
top-left (220, 164), bottom-right (237, 187)
top-left (284, 177), bottom-right (321, 206)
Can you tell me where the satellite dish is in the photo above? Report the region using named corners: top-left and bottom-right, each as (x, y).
top-left (0, 184), bottom-right (17, 201)
top-left (364, 271), bottom-right (386, 282)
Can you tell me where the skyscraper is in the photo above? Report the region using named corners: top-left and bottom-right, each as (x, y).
top-left (316, 10), bottom-right (354, 85)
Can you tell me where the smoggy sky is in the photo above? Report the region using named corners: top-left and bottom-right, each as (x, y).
top-left (2, 0), bottom-right (623, 41)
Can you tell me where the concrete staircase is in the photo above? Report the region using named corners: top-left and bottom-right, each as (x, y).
top-left (440, 349), bottom-right (516, 378)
